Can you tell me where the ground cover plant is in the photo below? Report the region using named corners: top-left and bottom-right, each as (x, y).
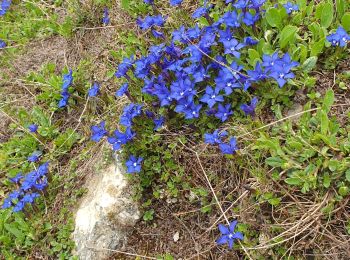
top-left (0, 0), bottom-right (350, 259)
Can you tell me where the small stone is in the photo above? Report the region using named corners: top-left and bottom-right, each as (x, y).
top-left (173, 231), bottom-right (180, 242)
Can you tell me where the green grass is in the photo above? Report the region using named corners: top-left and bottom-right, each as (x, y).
top-left (0, 0), bottom-right (350, 259)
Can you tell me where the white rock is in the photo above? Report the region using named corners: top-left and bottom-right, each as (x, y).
top-left (73, 157), bottom-right (140, 260)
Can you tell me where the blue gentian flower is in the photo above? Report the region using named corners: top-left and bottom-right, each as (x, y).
top-left (91, 121), bottom-right (108, 142)
top-left (108, 127), bottom-right (135, 151)
top-left (219, 137), bottom-right (238, 154)
top-left (170, 0), bottom-right (183, 6)
top-left (2, 162), bottom-right (49, 212)
top-left (58, 91), bottom-right (70, 108)
top-left (88, 82), bottom-right (100, 97)
top-left (144, 0), bottom-right (154, 4)
top-left (0, 39), bottom-right (6, 48)
top-left (125, 155), bottom-right (143, 173)
top-left (215, 104), bottom-right (233, 122)
top-left (119, 103), bottom-right (143, 127)
top-left (233, 0), bottom-right (248, 9)
top-left (170, 76), bottom-right (196, 101)
top-left (243, 36), bottom-right (258, 45)
top-left (204, 130), bottom-right (228, 145)
top-left (283, 2), bottom-right (299, 14)
top-left (115, 56), bottom-right (134, 78)
top-left (183, 103), bottom-right (202, 120)
top-left (28, 124), bottom-right (38, 133)
top-left (216, 220), bottom-right (244, 249)
top-left (247, 62), bottom-right (268, 81)
top-left (58, 69), bottom-right (73, 108)
top-left (192, 1), bottom-right (213, 19)
top-left (62, 69), bottom-right (73, 91)
top-left (249, 0), bottom-right (266, 9)
top-left (137, 15), bottom-right (165, 30)
top-left (200, 86), bottom-right (224, 108)
top-left (102, 7), bottom-right (110, 25)
top-left (0, 0), bottom-right (11, 16)
top-left (9, 173), bottom-right (23, 183)
top-left (154, 116), bottom-right (165, 130)
top-left (218, 11), bottom-right (241, 28)
top-left (269, 65), bottom-right (295, 87)
top-left (222, 38), bottom-right (245, 58)
top-left (326, 26), bottom-right (350, 47)
top-left (152, 29), bottom-right (165, 38)
top-left (116, 83), bottom-right (128, 97)
top-left (28, 152), bottom-right (41, 163)
top-left (240, 97), bottom-right (258, 116)
top-left (242, 12), bottom-right (260, 26)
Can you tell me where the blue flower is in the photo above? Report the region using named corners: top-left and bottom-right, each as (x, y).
top-left (233, 0), bottom-right (248, 9)
top-left (192, 1), bottom-right (213, 19)
top-left (269, 65), bottom-right (295, 87)
top-left (249, 0), bottom-right (266, 9)
top-left (91, 121), bottom-right (108, 142)
top-left (216, 220), bottom-right (244, 249)
top-left (9, 173), bottom-right (23, 183)
top-left (28, 152), bottom-right (41, 163)
top-left (108, 127), bottom-right (135, 151)
top-left (204, 130), bottom-right (228, 145)
top-left (242, 12), bottom-right (260, 26)
top-left (0, 39), bottom-right (6, 48)
top-left (58, 91), bottom-right (70, 108)
top-left (116, 83), bottom-right (128, 97)
top-left (137, 15), bottom-right (165, 30)
top-left (62, 69), bottom-right (73, 91)
top-left (247, 62), bottom-right (268, 82)
top-left (219, 11), bottom-right (241, 28)
top-left (28, 124), bottom-right (38, 133)
top-left (283, 2), bottom-right (299, 14)
top-left (102, 7), bottom-right (110, 25)
top-left (170, 0), bottom-right (183, 6)
top-left (240, 97), bottom-right (258, 116)
top-left (0, 0), bottom-right (11, 16)
top-left (326, 26), bottom-right (350, 47)
top-left (200, 86), bottom-right (224, 108)
top-left (183, 103), bottom-right (202, 120)
top-left (219, 137), bottom-right (238, 154)
top-left (2, 162), bottom-right (49, 212)
top-left (115, 56), bottom-right (134, 78)
top-left (222, 38), bottom-right (245, 58)
top-left (144, 0), bottom-right (154, 4)
top-left (154, 116), bottom-right (165, 130)
top-left (58, 69), bottom-right (73, 108)
top-left (243, 36), bottom-right (258, 45)
top-left (88, 82), bottom-right (100, 97)
top-left (215, 104), bottom-right (233, 122)
top-left (125, 155), bottom-right (143, 173)
top-left (170, 76), bottom-right (196, 101)
top-left (152, 29), bottom-right (164, 38)
top-left (120, 103), bottom-right (143, 127)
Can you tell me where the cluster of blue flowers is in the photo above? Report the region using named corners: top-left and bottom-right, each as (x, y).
top-left (2, 162), bottom-right (49, 212)
top-left (58, 70), bottom-right (74, 108)
top-left (0, 0), bottom-right (11, 16)
top-left (327, 26), bottom-right (350, 47)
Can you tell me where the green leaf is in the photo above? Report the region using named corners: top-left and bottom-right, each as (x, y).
top-left (345, 169), bottom-right (350, 182)
top-left (266, 157), bottom-right (285, 167)
top-left (341, 13), bottom-right (350, 31)
top-left (323, 173), bottom-right (331, 188)
top-left (320, 3), bottom-right (334, 28)
top-left (310, 38), bottom-right (325, 57)
top-left (336, 0), bottom-right (346, 18)
top-left (265, 8), bottom-right (282, 28)
top-left (339, 186), bottom-right (349, 196)
top-left (301, 56), bottom-right (318, 73)
top-left (279, 25), bottom-right (298, 49)
top-left (322, 89), bottom-right (335, 113)
top-left (248, 49), bottom-right (260, 65)
top-left (285, 177), bottom-right (302, 185)
top-left (320, 110), bottom-right (329, 135)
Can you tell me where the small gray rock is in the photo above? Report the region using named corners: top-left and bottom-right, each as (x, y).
top-left (73, 158), bottom-right (140, 260)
